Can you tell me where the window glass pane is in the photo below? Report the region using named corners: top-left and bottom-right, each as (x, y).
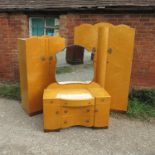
top-left (54, 29), bottom-right (59, 36)
top-left (55, 18), bottom-right (59, 26)
top-left (31, 18), bottom-right (44, 36)
top-left (46, 18), bottom-right (55, 27)
top-left (46, 28), bottom-right (54, 36)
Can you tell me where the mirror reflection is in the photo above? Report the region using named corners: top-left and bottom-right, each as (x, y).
top-left (55, 45), bottom-right (94, 84)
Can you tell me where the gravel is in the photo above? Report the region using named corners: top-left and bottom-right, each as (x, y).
top-left (0, 98), bottom-right (155, 155)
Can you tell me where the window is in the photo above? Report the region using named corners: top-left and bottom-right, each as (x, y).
top-left (29, 17), bottom-right (59, 36)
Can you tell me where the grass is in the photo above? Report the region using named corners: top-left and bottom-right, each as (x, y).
top-left (129, 89), bottom-right (155, 107)
top-left (0, 83), bottom-right (20, 100)
top-left (0, 83), bottom-right (154, 120)
top-left (56, 66), bottom-right (73, 74)
top-left (127, 99), bottom-right (155, 120)
top-left (127, 89), bottom-right (155, 120)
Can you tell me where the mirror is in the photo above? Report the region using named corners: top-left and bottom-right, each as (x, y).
top-left (55, 45), bottom-right (94, 84)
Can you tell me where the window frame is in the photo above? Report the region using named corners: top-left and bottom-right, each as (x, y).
top-left (29, 16), bottom-right (59, 37)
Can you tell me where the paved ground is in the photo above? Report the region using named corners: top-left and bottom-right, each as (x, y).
top-left (0, 98), bottom-right (155, 155)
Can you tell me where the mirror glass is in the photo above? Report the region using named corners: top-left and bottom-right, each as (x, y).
top-left (55, 45), bottom-right (94, 84)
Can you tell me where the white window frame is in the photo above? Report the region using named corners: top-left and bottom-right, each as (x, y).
top-left (29, 17), bottom-right (59, 37)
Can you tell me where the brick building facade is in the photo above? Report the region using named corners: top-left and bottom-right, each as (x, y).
top-left (0, 1), bottom-right (155, 88)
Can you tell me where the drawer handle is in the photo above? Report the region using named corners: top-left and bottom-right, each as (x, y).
top-left (62, 101), bottom-right (93, 107)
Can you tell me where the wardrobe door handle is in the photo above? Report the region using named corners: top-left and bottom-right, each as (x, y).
top-left (49, 56), bottom-right (53, 61)
top-left (40, 56), bottom-right (46, 61)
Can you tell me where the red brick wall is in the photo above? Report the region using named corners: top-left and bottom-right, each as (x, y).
top-left (0, 13), bottom-right (28, 82)
top-left (0, 13), bottom-right (154, 89)
top-left (59, 14), bottom-right (155, 88)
